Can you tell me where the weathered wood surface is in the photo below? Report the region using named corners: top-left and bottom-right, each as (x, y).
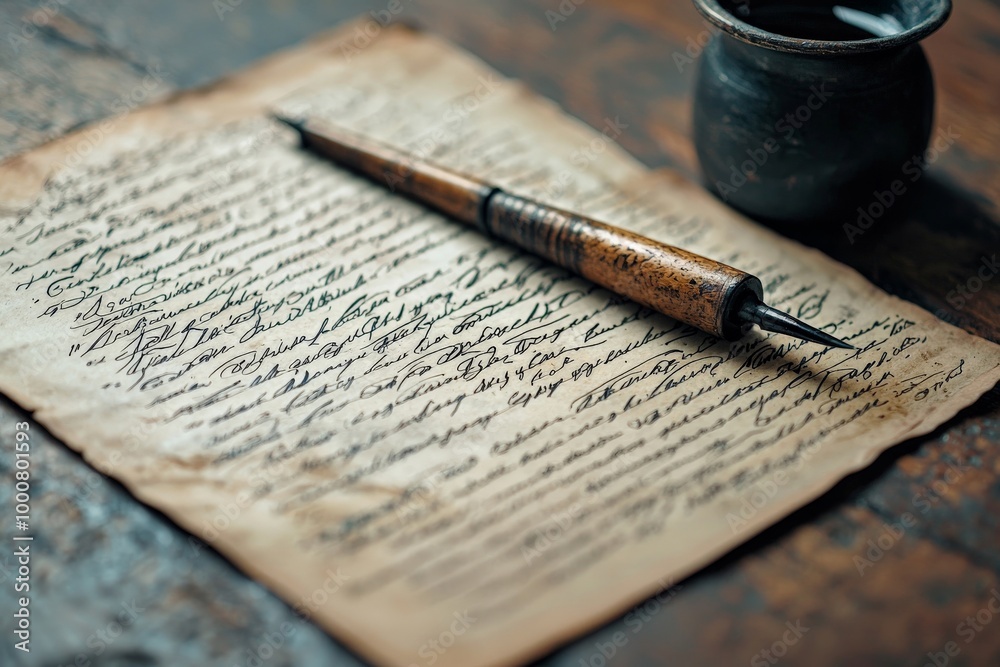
top-left (0, 1), bottom-right (997, 666)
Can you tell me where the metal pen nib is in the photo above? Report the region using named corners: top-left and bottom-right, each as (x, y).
top-left (738, 297), bottom-right (855, 349)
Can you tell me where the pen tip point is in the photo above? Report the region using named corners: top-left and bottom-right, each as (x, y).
top-left (740, 299), bottom-right (855, 350)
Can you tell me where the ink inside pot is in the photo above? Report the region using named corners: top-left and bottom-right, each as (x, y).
top-left (737, 2), bottom-right (906, 40)
top-left (692, 0), bottom-right (952, 224)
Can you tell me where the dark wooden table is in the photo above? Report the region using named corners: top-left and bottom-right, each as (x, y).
top-left (1, 1), bottom-right (998, 665)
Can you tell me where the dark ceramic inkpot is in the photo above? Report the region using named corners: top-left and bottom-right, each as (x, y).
top-left (692, 0), bottom-right (952, 224)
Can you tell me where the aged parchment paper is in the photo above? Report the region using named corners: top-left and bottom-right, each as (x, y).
top-left (1, 23), bottom-right (998, 667)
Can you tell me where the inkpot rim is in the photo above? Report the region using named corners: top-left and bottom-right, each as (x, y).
top-left (692, 0), bottom-right (952, 55)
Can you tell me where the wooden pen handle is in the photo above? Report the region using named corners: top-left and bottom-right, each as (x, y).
top-left (483, 192), bottom-right (762, 339)
top-left (285, 117), bottom-right (762, 340)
